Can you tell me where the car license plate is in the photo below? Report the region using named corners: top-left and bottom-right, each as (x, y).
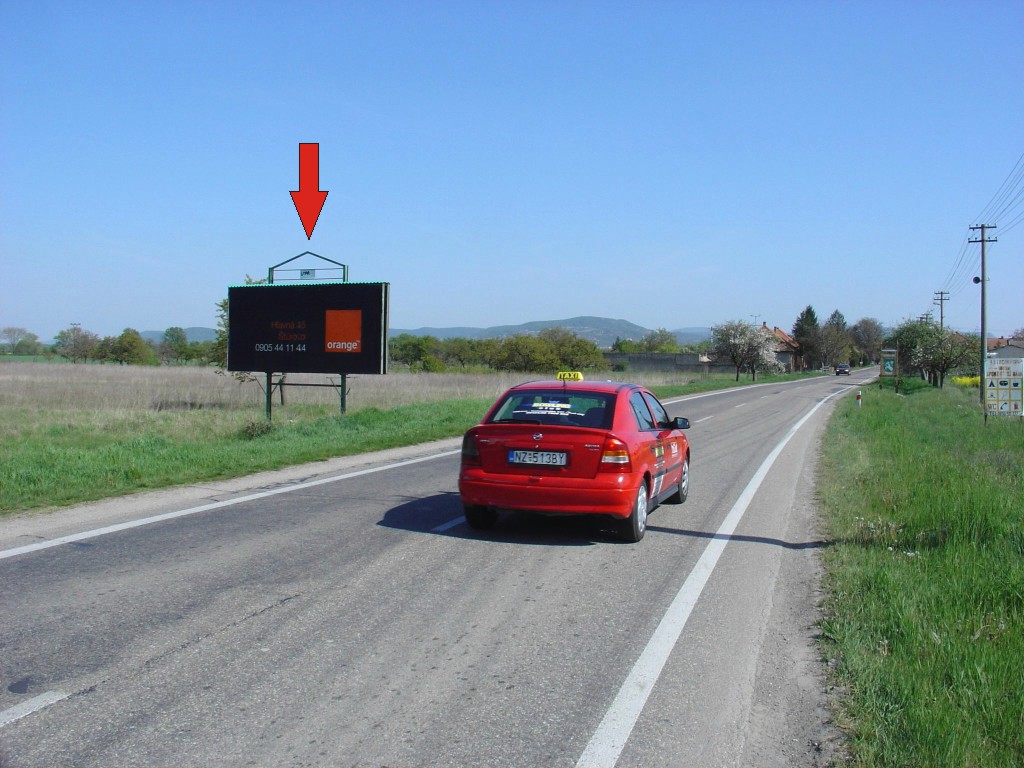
top-left (508, 450), bottom-right (567, 466)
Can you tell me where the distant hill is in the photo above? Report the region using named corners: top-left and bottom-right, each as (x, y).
top-left (141, 327), bottom-right (217, 344)
top-left (390, 316), bottom-right (710, 348)
top-left (136, 319), bottom-right (711, 349)
top-left (671, 327), bottom-right (714, 346)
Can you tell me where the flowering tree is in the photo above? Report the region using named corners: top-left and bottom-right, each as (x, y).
top-left (906, 322), bottom-right (976, 387)
top-left (711, 320), bottom-right (784, 381)
top-left (887, 319), bottom-right (976, 386)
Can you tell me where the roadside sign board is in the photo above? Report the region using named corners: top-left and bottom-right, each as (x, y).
top-left (880, 349), bottom-right (897, 377)
top-left (985, 358), bottom-right (1023, 417)
top-left (227, 282), bottom-right (389, 375)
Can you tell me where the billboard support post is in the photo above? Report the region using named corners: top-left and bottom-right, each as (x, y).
top-left (266, 372), bottom-right (272, 421)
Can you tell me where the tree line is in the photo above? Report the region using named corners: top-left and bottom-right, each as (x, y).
top-left (790, 307), bottom-right (885, 369)
top-left (1, 325), bottom-right (217, 366)
top-left (389, 327), bottom-right (607, 372)
top-left (787, 305), bottom-right (1008, 388)
top-left (609, 328), bottom-right (710, 354)
top-left (7, 306), bottom-right (1019, 388)
top-left (389, 326), bottom-right (714, 372)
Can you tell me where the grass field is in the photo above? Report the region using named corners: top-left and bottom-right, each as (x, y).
top-left (0, 361), bottom-right (755, 513)
top-left (818, 383), bottom-right (1023, 766)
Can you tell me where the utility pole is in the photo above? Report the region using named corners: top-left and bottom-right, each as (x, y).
top-left (933, 291), bottom-right (949, 328)
top-left (969, 224), bottom-right (997, 406)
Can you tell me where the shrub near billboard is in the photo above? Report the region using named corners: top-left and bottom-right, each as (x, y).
top-left (227, 282), bottom-right (389, 374)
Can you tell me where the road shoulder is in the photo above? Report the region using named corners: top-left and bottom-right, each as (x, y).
top-left (739, 413), bottom-right (848, 766)
top-left (0, 437), bottom-right (461, 552)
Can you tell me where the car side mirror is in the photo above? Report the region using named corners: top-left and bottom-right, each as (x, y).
top-left (673, 416), bottom-right (690, 430)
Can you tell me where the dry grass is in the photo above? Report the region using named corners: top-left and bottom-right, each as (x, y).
top-left (0, 362), bottom-right (694, 413)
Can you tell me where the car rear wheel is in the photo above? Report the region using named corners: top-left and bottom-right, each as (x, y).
top-left (666, 458), bottom-right (689, 504)
top-left (621, 481), bottom-right (648, 542)
top-left (464, 504), bottom-right (497, 530)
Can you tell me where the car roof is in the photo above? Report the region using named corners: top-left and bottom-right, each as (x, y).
top-left (508, 380), bottom-right (637, 394)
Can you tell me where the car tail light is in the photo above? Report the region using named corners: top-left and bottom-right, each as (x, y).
top-left (599, 437), bottom-right (631, 472)
top-left (461, 432), bottom-right (481, 465)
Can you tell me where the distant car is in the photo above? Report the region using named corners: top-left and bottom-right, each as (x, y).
top-left (458, 377), bottom-right (690, 542)
top-left (835, 364), bottom-right (851, 375)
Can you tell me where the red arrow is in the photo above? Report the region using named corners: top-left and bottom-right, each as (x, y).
top-left (290, 143), bottom-right (328, 239)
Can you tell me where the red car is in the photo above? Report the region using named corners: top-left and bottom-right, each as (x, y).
top-left (459, 377), bottom-right (691, 541)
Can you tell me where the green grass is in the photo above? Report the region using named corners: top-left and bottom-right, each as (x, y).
top-left (876, 376), bottom-right (934, 395)
top-left (818, 384), bottom-right (1023, 766)
top-left (0, 400), bottom-right (492, 512)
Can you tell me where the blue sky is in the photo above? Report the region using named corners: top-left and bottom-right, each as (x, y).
top-left (2, 0), bottom-right (1022, 343)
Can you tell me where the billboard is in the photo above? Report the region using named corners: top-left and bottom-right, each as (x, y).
top-left (984, 357), bottom-right (1023, 417)
top-left (880, 349), bottom-right (897, 377)
top-left (227, 282), bottom-right (389, 374)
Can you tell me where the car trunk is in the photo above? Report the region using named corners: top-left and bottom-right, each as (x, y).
top-left (472, 424), bottom-right (607, 479)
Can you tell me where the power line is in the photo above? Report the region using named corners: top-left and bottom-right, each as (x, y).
top-left (975, 151), bottom-right (1024, 224)
top-left (940, 234), bottom-right (974, 294)
top-left (929, 152), bottom-right (1022, 338)
top-left (997, 205), bottom-right (1024, 235)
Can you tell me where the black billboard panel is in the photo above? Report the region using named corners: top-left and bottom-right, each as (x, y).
top-left (227, 282), bottom-right (389, 374)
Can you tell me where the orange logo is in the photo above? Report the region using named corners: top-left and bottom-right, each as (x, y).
top-left (324, 310), bottom-right (362, 353)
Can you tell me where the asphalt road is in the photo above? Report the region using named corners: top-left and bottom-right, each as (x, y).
top-left (0, 373), bottom-right (872, 767)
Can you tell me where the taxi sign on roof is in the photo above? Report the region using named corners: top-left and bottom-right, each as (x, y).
top-left (556, 371), bottom-right (584, 382)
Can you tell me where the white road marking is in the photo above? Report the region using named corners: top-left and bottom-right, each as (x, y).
top-left (693, 416), bottom-right (714, 424)
top-left (575, 387), bottom-right (849, 768)
top-left (0, 450), bottom-right (461, 561)
top-left (734, 402), bottom-right (747, 408)
top-left (0, 691), bottom-right (70, 728)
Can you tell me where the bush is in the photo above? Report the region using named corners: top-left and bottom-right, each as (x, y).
top-left (240, 419), bottom-right (275, 439)
top-left (419, 355), bottom-right (446, 373)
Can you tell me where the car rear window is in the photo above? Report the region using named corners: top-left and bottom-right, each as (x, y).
top-left (487, 390), bottom-right (615, 428)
